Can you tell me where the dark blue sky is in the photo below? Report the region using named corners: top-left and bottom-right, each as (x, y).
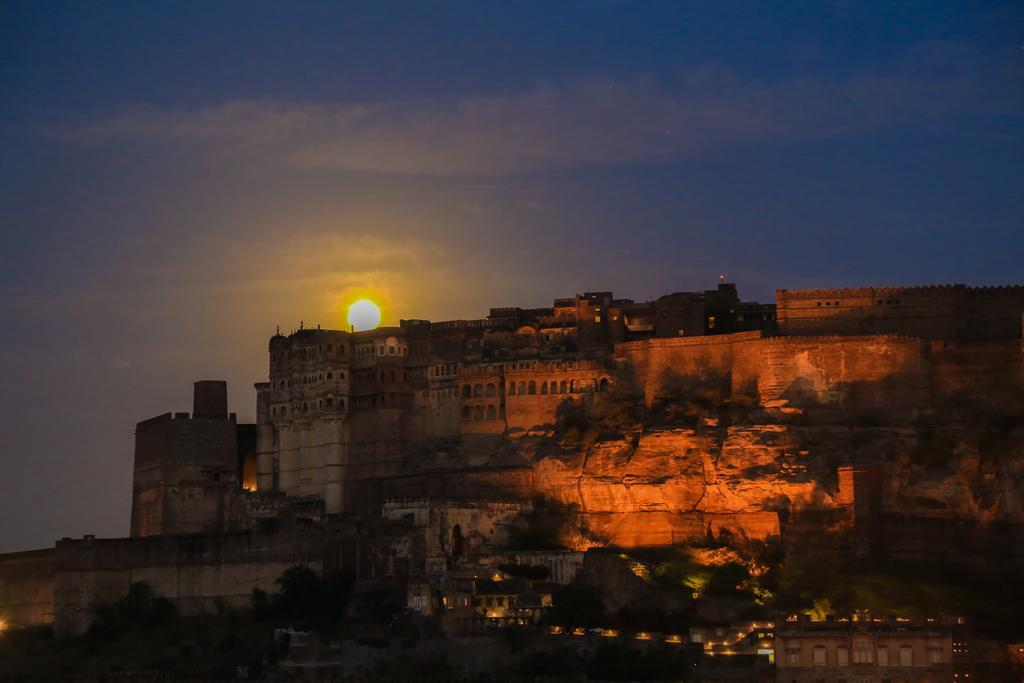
top-left (1, 1), bottom-right (1021, 551)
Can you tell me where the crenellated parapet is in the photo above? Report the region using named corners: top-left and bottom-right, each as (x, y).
top-left (776, 283), bottom-right (1024, 341)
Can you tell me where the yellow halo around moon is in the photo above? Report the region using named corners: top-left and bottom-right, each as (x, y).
top-left (347, 299), bottom-right (382, 331)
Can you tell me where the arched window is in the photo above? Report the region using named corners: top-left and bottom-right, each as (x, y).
top-left (327, 372), bottom-right (333, 380)
top-left (474, 384), bottom-right (484, 397)
top-left (550, 381), bottom-right (557, 393)
top-left (540, 382), bottom-right (548, 395)
top-left (326, 344), bottom-right (332, 354)
top-left (570, 380), bottom-right (576, 393)
top-left (486, 383), bottom-right (496, 397)
top-left (390, 370), bottom-right (396, 382)
top-left (486, 405), bottom-right (496, 420)
top-left (326, 398), bottom-right (333, 408)
top-left (339, 398), bottom-right (345, 410)
top-left (528, 381), bottom-right (536, 395)
top-left (280, 406), bottom-right (287, 416)
top-left (559, 380), bottom-right (567, 393)
top-left (303, 402), bottom-right (308, 412)
top-left (600, 377), bottom-right (609, 391)
top-left (463, 384), bottom-right (471, 399)
top-left (518, 381), bottom-right (526, 394)
top-left (272, 407), bottom-right (276, 416)
top-left (508, 382), bottom-right (516, 396)
top-left (462, 406), bottom-right (471, 419)
top-left (473, 405), bottom-right (484, 421)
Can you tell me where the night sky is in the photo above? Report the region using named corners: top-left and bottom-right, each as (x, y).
top-left (1, 2), bottom-right (1021, 552)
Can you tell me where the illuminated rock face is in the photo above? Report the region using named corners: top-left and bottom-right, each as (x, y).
top-left (529, 428), bottom-right (811, 547)
top-left (519, 418), bottom-right (1024, 549)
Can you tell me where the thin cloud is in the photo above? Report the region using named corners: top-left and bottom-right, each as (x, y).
top-left (51, 56), bottom-right (1012, 176)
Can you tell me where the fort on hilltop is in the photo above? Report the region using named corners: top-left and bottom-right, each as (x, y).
top-left (1, 281), bottom-right (1022, 637)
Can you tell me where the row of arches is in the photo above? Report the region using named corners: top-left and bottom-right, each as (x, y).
top-left (270, 396), bottom-right (346, 418)
top-left (461, 377), bottom-right (610, 399)
top-left (462, 404), bottom-right (504, 421)
top-left (273, 369), bottom-right (346, 392)
top-left (274, 344), bottom-right (347, 365)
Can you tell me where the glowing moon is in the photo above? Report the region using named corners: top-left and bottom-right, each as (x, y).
top-left (347, 299), bottom-right (381, 331)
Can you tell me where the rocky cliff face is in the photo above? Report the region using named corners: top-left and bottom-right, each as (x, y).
top-left (387, 402), bottom-right (1024, 553)
top-left (506, 410), bottom-right (1024, 549)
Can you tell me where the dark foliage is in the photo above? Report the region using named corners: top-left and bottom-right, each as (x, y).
top-left (586, 642), bottom-right (697, 681)
top-left (86, 582), bottom-right (178, 641)
top-left (542, 583), bottom-right (607, 628)
top-left (507, 495), bottom-right (579, 550)
top-left (250, 565), bottom-right (355, 630)
top-left (498, 562), bottom-right (551, 581)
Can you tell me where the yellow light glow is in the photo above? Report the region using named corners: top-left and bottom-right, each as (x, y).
top-left (0, 619), bottom-right (6, 632)
top-left (347, 299), bottom-right (382, 331)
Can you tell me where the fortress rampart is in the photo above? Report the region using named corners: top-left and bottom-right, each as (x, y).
top-left (51, 526), bottom-right (347, 637)
top-left (130, 381), bottom-right (251, 538)
top-left (0, 548), bottom-right (55, 628)
top-left (777, 284), bottom-right (1024, 341)
top-left (3, 280), bottom-right (1023, 640)
top-left (615, 329), bottom-right (1021, 412)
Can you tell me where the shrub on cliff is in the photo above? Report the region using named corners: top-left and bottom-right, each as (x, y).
top-left (651, 370), bottom-right (754, 427)
top-left (590, 377), bottom-right (643, 432)
top-left (555, 372), bottom-right (643, 442)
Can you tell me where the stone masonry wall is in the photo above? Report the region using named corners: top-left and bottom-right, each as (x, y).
top-left (776, 284), bottom-right (1024, 341)
top-left (616, 331), bottom-right (934, 412)
top-left (0, 548), bottom-right (55, 628)
top-left (53, 528), bottom-right (329, 637)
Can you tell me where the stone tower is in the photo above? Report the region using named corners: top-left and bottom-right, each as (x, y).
top-left (129, 381), bottom-right (250, 537)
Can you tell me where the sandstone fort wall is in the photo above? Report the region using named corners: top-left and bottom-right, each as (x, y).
top-left (52, 529), bottom-right (331, 637)
top-left (615, 331), bottom-right (1022, 412)
top-left (776, 284), bottom-right (1024, 341)
top-left (0, 548), bottom-right (55, 628)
